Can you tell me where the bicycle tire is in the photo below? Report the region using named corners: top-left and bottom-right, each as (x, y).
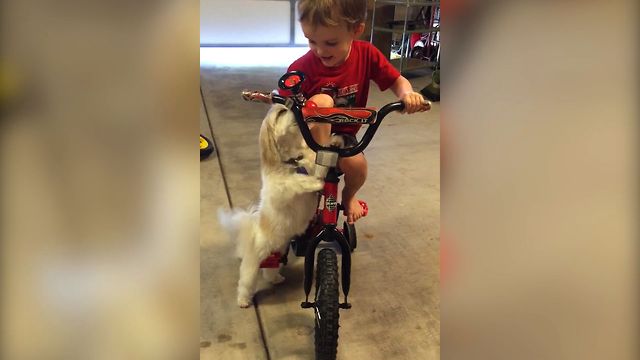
top-left (314, 248), bottom-right (340, 360)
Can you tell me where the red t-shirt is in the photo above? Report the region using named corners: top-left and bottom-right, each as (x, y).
top-left (281, 40), bottom-right (400, 135)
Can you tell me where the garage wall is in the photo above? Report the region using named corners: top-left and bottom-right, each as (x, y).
top-left (201, 0), bottom-right (307, 46)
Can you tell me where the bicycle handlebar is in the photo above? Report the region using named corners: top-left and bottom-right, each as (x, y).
top-left (241, 75), bottom-right (430, 157)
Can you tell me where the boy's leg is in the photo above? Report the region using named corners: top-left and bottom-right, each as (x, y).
top-left (309, 94), bottom-right (367, 224)
top-left (308, 94), bottom-right (333, 145)
top-left (339, 154), bottom-right (368, 224)
top-left (307, 94), bottom-right (367, 223)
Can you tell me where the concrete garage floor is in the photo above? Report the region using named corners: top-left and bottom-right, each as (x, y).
top-left (200, 66), bottom-right (439, 359)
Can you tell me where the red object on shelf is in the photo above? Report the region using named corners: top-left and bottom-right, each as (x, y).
top-left (260, 252), bottom-right (282, 268)
top-left (410, 33), bottom-right (422, 49)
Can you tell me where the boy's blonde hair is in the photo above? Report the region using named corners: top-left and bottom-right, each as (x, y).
top-left (297, 0), bottom-right (367, 30)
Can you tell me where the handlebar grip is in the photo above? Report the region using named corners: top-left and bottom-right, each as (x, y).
top-left (379, 100), bottom-right (431, 116)
top-left (241, 90), bottom-right (289, 108)
top-left (241, 90), bottom-right (274, 104)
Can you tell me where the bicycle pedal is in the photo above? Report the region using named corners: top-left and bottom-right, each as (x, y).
top-left (301, 301), bottom-right (315, 309)
top-left (339, 302), bottom-right (352, 309)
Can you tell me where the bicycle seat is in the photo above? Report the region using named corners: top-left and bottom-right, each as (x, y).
top-left (302, 107), bottom-right (378, 125)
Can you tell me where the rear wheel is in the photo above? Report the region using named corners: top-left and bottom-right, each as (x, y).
top-left (314, 249), bottom-right (340, 360)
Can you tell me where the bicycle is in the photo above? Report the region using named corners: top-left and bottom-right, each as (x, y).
top-left (242, 71), bottom-right (430, 360)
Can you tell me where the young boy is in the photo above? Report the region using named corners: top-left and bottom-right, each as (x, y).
top-left (283, 0), bottom-right (429, 224)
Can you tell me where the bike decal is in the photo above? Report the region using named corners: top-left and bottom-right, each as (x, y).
top-left (309, 114), bottom-right (371, 124)
top-left (326, 195), bottom-right (337, 212)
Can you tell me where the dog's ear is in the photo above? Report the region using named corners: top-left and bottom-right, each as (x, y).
top-left (269, 104), bottom-right (291, 139)
top-left (259, 106), bottom-right (282, 168)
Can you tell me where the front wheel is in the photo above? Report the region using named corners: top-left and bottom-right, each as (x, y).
top-left (314, 249), bottom-right (340, 360)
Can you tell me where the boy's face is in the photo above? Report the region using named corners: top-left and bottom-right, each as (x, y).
top-left (301, 21), bottom-right (365, 68)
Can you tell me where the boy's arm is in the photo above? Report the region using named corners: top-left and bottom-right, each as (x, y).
top-left (389, 75), bottom-right (428, 114)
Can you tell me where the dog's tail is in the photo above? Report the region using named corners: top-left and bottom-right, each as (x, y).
top-left (217, 207), bottom-right (258, 259)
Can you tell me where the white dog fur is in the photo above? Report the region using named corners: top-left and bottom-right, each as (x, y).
top-left (218, 104), bottom-right (324, 308)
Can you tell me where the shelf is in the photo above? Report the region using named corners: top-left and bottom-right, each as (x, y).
top-left (370, 0), bottom-right (440, 74)
top-left (389, 58), bottom-right (437, 73)
top-left (373, 26), bottom-right (439, 34)
top-left (374, 0), bottom-right (439, 6)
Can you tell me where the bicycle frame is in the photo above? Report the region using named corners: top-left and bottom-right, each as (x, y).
top-left (289, 101), bottom-right (408, 310)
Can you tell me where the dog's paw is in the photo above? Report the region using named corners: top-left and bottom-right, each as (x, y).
top-left (308, 178), bottom-right (325, 191)
top-left (262, 268), bottom-right (286, 284)
top-left (297, 158), bottom-right (313, 169)
top-left (269, 273), bottom-right (286, 285)
top-left (302, 176), bottom-right (324, 191)
top-left (238, 296), bottom-right (253, 308)
top-left (294, 174), bottom-right (324, 192)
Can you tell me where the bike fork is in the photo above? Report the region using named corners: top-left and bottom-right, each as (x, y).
top-left (301, 227), bottom-right (353, 310)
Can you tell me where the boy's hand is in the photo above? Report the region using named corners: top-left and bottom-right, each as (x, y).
top-left (400, 91), bottom-right (430, 114)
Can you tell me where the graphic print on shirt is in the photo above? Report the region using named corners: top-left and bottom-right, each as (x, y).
top-left (320, 82), bottom-right (359, 107)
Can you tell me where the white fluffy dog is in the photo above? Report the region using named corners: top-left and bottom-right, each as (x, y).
top-left (218, 104), bottom-right (323, 308)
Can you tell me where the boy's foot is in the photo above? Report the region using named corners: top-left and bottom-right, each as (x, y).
top-left (343, 196), bottom-right (366, 224)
